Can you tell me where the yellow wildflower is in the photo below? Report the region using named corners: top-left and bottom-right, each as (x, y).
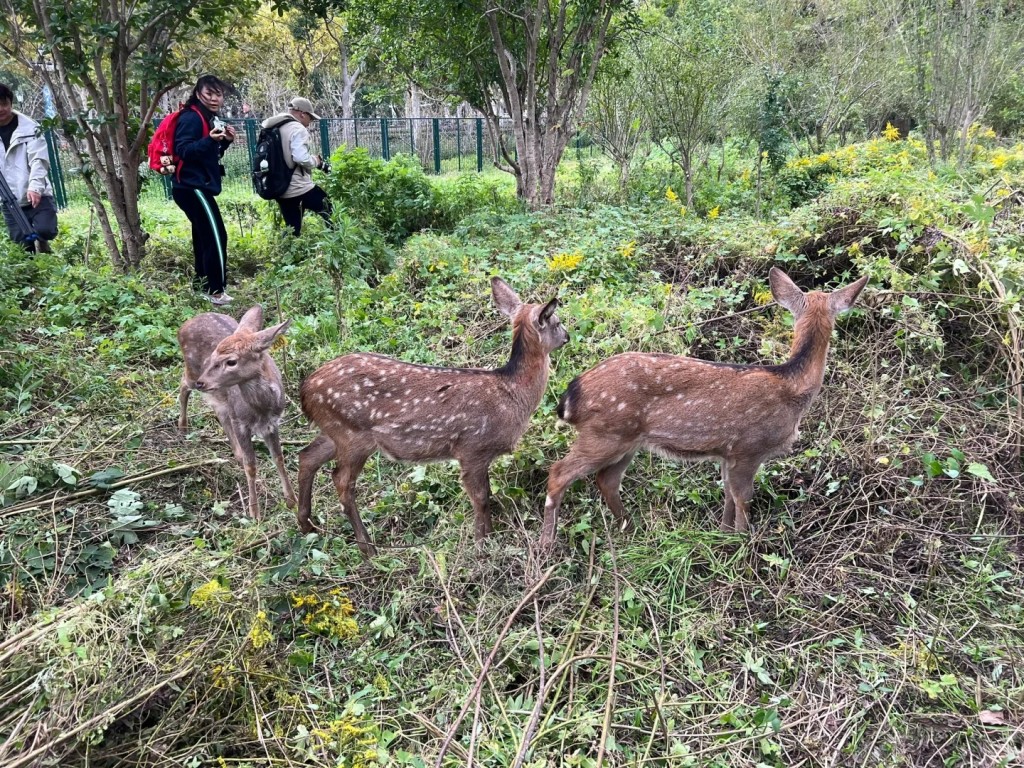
top-left (248, 610), bottom-right (273, 649)
top-left (882, 122), bottom-right (901, 141)
top-left (292, 589), bottom-right (359, 640)
top-left (211, 663), bottom-right (238, 690)
top-left (546, 250), bottom-right (584, 272)
top-left (707, 206), bottom-right (720, 219)
top-left (189, 579), bottom-right (232, 609)
top-left (618, 240), bottom-right (636, 259)
top-left (753, 289), bottom-right (774, 306)
top-left (665, 186), bottom-right (678, 203)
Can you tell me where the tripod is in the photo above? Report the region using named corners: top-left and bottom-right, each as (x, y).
top-left (0, 169), bottom-right (39, 246)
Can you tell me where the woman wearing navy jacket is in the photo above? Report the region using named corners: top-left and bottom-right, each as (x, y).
top-left (172, 75), bottom-right (237, 305)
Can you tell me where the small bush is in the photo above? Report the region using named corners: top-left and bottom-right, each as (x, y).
top-left (323, 148), bottom-right (438, 243)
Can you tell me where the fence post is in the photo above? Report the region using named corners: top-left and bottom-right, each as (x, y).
top-left (432, 118), bottom-right (441, 174)
top-left (456, 119), bottom-right (462, 171)
top-left (476, 118), bottom-right (483, 172)
top-left (319, 120), bottom-right (331, 166)
top-left (43, 129), bottom-right (67, 208)
top-left (353, 118), bottom-right (359, 148)
top-left (381, 118), bottom-right (390, 161)
top-left (409, 117), bottom-right (415, 155)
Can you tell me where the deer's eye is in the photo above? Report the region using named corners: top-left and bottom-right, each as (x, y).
top-left (226, 359), bottom-right (238, 367)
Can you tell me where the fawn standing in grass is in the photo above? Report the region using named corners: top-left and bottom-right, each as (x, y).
top-left (178, 305), bottom-right (296, 519)
top-left (297, 277), bottom-right (569, 556)
top-left (541, 267), bottom-right (868, 548)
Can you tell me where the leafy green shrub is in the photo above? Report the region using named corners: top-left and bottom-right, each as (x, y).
top-left (776, 154), bottom-right (838, 206)
top-left (319, 209), bottom-right (394, 284)
top-left (323, 148), bottom-right (437, 243)
top-left (431, 172), bottom-right (519, 227)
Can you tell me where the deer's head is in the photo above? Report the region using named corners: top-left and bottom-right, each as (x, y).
top-left (195, 305), bottom-right (290, 391)
top-left (492, 276), bottom-right (569, 356)
top-left (769, 267), bottom-right (869, 324)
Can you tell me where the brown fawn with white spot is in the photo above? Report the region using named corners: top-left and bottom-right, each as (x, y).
top-left (178, 305), bottom-right (295, 519)
top-left (541, 267), bottom-right (868, 547)
top-left (297, 277), bottom-right (569, 556)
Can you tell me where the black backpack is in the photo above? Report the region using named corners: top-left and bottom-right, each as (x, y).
top-left (251, 116), bottom-right (297, 200)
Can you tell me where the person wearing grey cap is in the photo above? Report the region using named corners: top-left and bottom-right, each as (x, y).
top-left (259, 96), bottom-right (332, 236)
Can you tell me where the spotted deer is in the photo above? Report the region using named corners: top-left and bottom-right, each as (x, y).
top-left (541, 267), bottom-right (868, 548)
top-left (178, 305), bottom-right (295, 519)
top-left (297, 277), bottom-right (569, 556)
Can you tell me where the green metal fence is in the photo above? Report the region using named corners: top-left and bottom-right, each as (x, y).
top-left (45, 116), bottom-right (596, 207)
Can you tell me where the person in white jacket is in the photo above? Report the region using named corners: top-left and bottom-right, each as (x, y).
top-left (260, 97), bottom-right (332, 236)
top-left (0, 84), bottom-right (58, 252)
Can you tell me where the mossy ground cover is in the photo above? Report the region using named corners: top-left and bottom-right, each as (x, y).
top-left (2, 137), bottom-right (1024, 767)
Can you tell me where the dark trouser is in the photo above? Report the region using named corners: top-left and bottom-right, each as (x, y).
top-left (276, 186), bottom-right (332, 236)
top-left (3, 195), bottom-right (58, 252)
top-left (172, 187), bottom-right (228, 295)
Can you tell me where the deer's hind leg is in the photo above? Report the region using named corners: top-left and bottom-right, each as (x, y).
top-left (330, 443), bottom-right (375, 557)
top-left (595, 450), bottom-right (637, 533)
top-left (543, 434), bottom-right (638, 548)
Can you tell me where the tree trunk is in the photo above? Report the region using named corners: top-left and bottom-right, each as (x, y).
top-left (481, 0), bottom-right (615, 208)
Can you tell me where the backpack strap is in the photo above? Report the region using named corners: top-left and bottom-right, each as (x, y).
top-left (174, 106), bottom-right (211, 182)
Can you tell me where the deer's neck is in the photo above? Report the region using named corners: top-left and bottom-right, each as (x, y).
top-left (238, 360), bottom-right (284, 411)
top-left (781, 311), bottom-right (834, 399)
top-left (498, 332), bottom-right (551, 408)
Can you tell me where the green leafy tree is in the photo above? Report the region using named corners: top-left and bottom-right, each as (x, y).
top-left (636, 0), bottom-right (737, 207)
top-left (0, 0), bottom-right (254, 270)
top-left (736, 0), bottom-right (891, 154)
top-left (586, 52), bottom-right (650, 190)
top-left (885, 0), bottom-right (1024, 164)
top-left (349, 0), bottom-right (629, 207)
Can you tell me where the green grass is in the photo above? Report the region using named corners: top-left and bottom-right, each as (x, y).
top-left (2, 137), bottom-right (1024, 767)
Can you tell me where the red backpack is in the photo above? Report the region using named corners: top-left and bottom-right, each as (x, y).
top-left (147, 105), bottom-right (208, 178)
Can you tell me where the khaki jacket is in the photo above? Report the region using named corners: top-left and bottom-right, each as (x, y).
top-left (0, 111), bottom-right (54, 205)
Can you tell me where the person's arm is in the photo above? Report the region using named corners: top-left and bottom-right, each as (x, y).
top-left (289, 125), bottom-right (318, 171)
top-left (174, 110), bottom-right (217, 162)
top-left (24, 131), bottom-right (51, 205)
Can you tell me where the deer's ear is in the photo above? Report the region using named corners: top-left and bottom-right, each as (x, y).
top-left (769, 268), bottom-right (806, 315)
top-left (252, 319), bottom-right (291, 352)
top-left (492, 277), bottom-right (522, 318)
top-left (828, 274), bottom-right (870, 317)
top-left (538, 298), bottom-right (559, 326)
top-left (238, 305), bottom-right (264, 333)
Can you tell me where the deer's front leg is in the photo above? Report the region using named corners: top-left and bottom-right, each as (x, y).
top-left (459, 458), bottom-right (493, 542)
